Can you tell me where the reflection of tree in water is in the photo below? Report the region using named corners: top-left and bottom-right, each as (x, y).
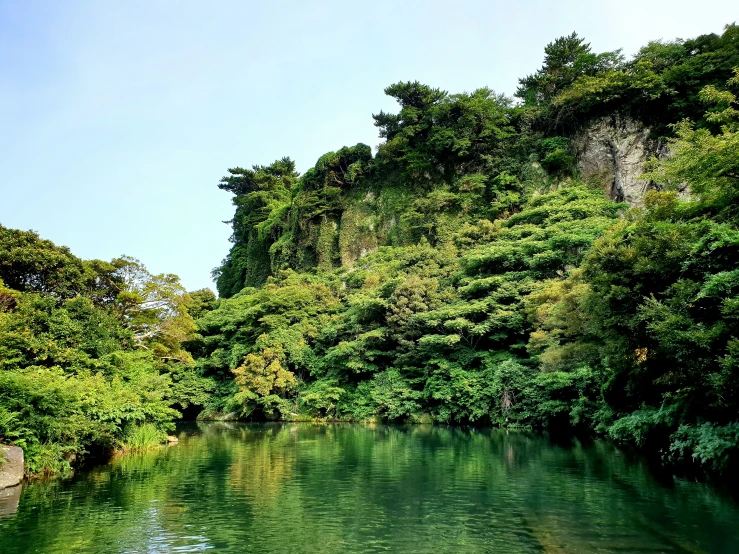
top-left (228, 426), bottom-right (297, 506)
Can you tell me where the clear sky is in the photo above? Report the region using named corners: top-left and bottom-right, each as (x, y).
top-left (0, 1), bottom-right (736, 292)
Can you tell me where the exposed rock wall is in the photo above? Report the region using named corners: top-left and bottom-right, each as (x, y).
top-left (339, 202), bottom-right (379, 267)
top-left (572, 115), bottom-right (664, 207)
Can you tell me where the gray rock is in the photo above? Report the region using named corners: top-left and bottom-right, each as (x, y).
top-left (0, 445), bottom-right (24, 489)
top-left (572, 114), bottom-right (681, 207)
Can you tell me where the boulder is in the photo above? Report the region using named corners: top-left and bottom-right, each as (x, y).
top-left (0, 445), bottom-right (24, 489)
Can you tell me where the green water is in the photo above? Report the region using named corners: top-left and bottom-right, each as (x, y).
top-left (1, 423), bottom-right (739, 553)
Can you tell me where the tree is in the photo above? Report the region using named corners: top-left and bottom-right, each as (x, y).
top-left (0, 234), bottom-right (191, 475)
top-left (215, 158), bottom-right (298, 297)
top-left (186, 288), bottom-right (217, 320)
top-left (232, 337), bottom-right (297, 419)
top-left (643, 68), bottom-right (739, 217)
top-left (112, 256), bottom-right (195, 363)
top-left (374, 83), bottom-right (514, 187)
top-left (516, 32), bottom-right (623, 105)
top-left (0, 226), bottom-right (120, 303)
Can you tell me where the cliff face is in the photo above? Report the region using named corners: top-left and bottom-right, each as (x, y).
top-left (572, 115), bottom-right (666, 207)
top-left (217, 116), bottom-right (684, 297)
top-left (289, 116), bottom-right (669, 273)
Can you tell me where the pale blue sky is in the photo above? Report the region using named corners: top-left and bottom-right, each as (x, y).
top-left (0, 1), bottom-right (735, 291)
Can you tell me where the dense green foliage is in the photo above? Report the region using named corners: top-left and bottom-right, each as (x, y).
top-left (520, 25), bottom-right (739, 134)
top-left (3, 24), bottom-right (739, 480)
top-left (0, 227), bottom-right (213, 475)
top-left (532, 70), bottom-right (739, 471)
top-left (200, 25), bottom-right (739, 476)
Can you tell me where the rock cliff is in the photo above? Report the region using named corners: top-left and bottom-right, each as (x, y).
top-left (572, 115), bottom-right (667, 207)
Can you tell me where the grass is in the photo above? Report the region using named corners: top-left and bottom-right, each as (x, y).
top-left (120, 423), bottom-right (166, 452)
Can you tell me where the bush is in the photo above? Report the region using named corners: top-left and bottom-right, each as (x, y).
top-left (670, 423), bottom-right (739, 471)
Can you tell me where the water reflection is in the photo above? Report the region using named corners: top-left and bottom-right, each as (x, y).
top-left (0, 485), bottom-right (21, 519)
top-left (0, 423), bottom-right (738, 553)
top-left (228, 425), bottom-right (296, 506)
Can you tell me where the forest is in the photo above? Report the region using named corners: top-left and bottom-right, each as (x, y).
top-left (2, 24), bottom-right (739, 478)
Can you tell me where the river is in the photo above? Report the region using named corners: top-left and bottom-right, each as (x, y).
top-left (1, 422), bottom-right (738, 553)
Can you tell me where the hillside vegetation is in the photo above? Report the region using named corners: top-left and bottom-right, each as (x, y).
top-left (2, 25), bottom-right (739, 477)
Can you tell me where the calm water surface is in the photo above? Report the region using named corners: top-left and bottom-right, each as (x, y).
top-left (1, 423), bottom-right (738, 553)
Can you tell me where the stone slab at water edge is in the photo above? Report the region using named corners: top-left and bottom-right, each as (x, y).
top-left (0, 446), bottom-right (24, 489)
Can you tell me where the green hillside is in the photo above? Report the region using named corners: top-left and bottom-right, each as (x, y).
top-left (2, 24), bottom-right (739, 477)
